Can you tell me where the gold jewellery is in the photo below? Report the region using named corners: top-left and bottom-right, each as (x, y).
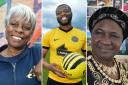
top-left (98, 60), bottom-right (118, 77)
top-left (91, 55), bottom-right (122, 83)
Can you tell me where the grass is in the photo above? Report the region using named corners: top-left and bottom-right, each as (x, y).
top-left (43, 68), bottom-right (48, 85)
top-left (42, 51), bottom-right (50, 85)
top-left (42, 51), bottom-right (86, 85)
top-left (87, 45), bottom-right (92, 51)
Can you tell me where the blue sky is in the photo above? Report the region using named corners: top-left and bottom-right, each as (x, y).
top-left (42, 0), bottom-right (87, 34)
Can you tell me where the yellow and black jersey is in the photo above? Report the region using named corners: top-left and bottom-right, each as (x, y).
top-left (42, 27), bottom-right (86, 83)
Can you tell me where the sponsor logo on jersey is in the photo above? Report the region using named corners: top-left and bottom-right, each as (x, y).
top-left (57, 44), bottom-right (71, 56)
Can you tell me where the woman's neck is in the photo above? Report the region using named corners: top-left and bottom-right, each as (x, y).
top-left (1, 46), bottom-right (24, 57)
top-left (92, 53), bottom-right (114, 67)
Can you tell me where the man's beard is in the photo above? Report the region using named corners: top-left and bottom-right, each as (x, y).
top-left (57, 16), bottom-right (72, 26)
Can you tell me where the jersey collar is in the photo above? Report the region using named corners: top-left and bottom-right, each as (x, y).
top-left (59, 26), bottom-right (73, 32)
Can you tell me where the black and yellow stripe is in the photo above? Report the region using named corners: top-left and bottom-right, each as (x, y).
top-left (62, 53), bottom-right (85, 70)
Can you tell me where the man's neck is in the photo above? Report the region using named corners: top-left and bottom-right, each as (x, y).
top-left (59, 24), bottom-right (73, 32)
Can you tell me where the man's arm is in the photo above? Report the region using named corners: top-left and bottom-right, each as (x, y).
top-left (34, 48), bottom-right (66, 78)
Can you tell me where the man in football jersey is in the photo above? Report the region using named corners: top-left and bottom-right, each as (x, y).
top-left (36, 4), bottom-right (86, 85)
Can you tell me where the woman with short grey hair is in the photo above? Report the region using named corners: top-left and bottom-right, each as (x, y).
top-left (0, 4), bottom-right (41, 85)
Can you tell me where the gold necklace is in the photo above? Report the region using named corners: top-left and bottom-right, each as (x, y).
top-left (98, 61), bottom-right (118, 76)
top-left (92, 55), bottom-right (118, 77)
top-left (91, 55), bottom-right (121, 83)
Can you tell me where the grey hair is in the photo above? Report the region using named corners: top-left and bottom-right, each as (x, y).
top-left (5, 4), bottom-right (36, 30)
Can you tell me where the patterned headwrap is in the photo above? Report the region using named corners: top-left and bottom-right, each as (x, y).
top-left (89, 7), bottom-right (128, 40)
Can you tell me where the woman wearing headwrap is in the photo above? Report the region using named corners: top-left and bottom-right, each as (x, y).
top-left (87, 7), bottom-right (128, 85)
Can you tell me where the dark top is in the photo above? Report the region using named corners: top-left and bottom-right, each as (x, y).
top-left (0, 45), bottom-right (41, 85)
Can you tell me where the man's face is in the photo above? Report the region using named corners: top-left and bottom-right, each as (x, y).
top-left (91, 19), bottom-right (123, 60)
top-left (56, 5), bottom-right (72, 26)
top-left (5, 14), bottom-right (33, 49)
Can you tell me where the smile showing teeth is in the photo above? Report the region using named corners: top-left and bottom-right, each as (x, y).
top-left (100, 48), bottom-right (111, 52)
top-left (62, 17), bottom-right (67, 20)
top-left (12, 36), bottom-right (22, 40)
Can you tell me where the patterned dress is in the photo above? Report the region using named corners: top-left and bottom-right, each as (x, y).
top-left (87, 55), bottom-right (128, 85)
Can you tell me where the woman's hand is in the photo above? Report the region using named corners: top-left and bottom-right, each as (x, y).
top-left (33, 60), bottom-right (42, 81)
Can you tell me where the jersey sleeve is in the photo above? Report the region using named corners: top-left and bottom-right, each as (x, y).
top-left (42, 30), bottom-right (53, 49)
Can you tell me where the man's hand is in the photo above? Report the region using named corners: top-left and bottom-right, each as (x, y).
top-left (48, 63), bottom-right (66, 78)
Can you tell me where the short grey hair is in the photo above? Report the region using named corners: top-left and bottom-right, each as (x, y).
top-left (5, 4), bottom-right (36, 30)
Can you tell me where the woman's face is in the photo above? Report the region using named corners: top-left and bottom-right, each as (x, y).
top-left (5, 14), bottom-right (33, 49)
top-left (91, 19), bottom-right (123, 59)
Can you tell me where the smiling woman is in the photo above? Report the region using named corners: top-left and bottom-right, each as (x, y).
top-left (87, 7), bottom-right (128, 85)
top-left (6, 14), bottom-right (33, 49)
top-left (0, 4), bottom-right (41, 85)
